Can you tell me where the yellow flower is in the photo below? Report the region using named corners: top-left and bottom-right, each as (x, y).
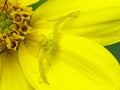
top-left (0, 0), bottom-right (119, 90)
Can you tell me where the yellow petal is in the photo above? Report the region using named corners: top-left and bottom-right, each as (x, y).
top-left (31, 18), bottom-right (120, 46)
top-left (31, 0), bottom-right (120, 46)
top-left (38, 34), bottom-right (120, 90)
top-left (32, 0), bottom-right (120, 22)
top-left (18, 38), bottom-right (42, 89)
top-left (0, 55), bottom-right (1, 76)
top-left (61, 19), bottom-right (120, 45)
top-left (9, 0), bottom-right (39, 7)
top-left (0, 51), bottom-right (33, 90)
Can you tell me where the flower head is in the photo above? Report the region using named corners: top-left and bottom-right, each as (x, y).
top-left (0, 0), bottom-right (33, 52)
top-left (0, 0), bottom-right (119, 90)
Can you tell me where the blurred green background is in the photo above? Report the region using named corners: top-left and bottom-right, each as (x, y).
top-left (106, 43), bottom-right (120, 63)
top-left (32, 0), bottom-right (120, 63)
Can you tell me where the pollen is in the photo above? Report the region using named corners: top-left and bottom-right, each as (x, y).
top-left (0, 0), bottom-right (33, 53)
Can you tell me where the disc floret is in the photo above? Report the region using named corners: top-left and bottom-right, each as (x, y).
top-left (0, 1), bottom-right (33, 53)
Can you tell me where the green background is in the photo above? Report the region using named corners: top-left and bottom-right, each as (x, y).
top-left (32, 0), bottom-right (120, 63)
top-left (106, 43), bottom-right (120, 63)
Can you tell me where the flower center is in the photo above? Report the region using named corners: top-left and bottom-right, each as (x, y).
top-left (0, 0), bottom-right (33, 53)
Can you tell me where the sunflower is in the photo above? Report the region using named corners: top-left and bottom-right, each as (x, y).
top-left (0, 0), bottom-right (119, 90)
